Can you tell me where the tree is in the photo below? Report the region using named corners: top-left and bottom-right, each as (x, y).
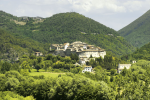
top-left (1, 62), bottom-right (11, 74)
top-left (29, 55), bottom-right (36, 59)
top-left (35, 64), bottom-right (41, 72)
top-left (70, 53), bottom-right (79, 61)
top-left (37, 57), bottom-right (42, 63)
top-left (21, 61), bottom-right (30, 76)
top-left (120, 67), bottom-right (128, 76)
top-left (0, 74), bottom-right (7, 91)
top-left (5, 77), bottom-right (20, 91)
top-left (110, 69), bottom-right (117, 75)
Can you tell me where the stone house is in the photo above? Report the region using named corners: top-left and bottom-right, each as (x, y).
top-left (82, 66), bottom-right (93, 73)
top-left (35, 52), bottom-right (43, 56)
top-left (117, 64), bottom-right (131, 73)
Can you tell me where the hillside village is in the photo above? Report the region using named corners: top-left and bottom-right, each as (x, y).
top-left (50, 41), bottom-right (106, 63)
top-left (1, 9), bottom-right (150, 100)
top-left (50, 41), bottom-right (134, 73)
top-left (50, 41), bottom-right (106, 73)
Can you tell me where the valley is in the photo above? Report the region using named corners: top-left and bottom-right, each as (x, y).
top-left (1, 10), bottom-right (150, 100)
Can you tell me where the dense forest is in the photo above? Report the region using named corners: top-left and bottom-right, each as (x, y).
top-left (118, 10), bottom-right (150, 48)
top-left (121, 42), bottom-right (150, 61)
top-left (0, 11), bottom-right (134, 57)
top-left (0, 29), bottom-right (49, 61)
top-left (1, 53), bottom-right (150, 100)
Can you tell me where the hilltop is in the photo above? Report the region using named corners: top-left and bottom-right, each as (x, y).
top-left (0, 11), bottom-right (134, 56)
top-left (118, 10), bottom-right (150, 48)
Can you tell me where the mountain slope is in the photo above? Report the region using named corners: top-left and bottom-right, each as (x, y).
top-left (0, 29), bottom-right (49, 60)
top-left (0, 11), bottom-right (135, 56)
top-left (121, 42), bottom-right (150, 61)
top-left (118, 10), bottom-right (150, 47)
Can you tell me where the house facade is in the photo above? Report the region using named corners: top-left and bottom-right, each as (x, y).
top-left (118, 64), bottom-right (131, 73)
top-left (82, 66), bottom-right (93, 73)
top-left (35, 52), bottom-right (43, 56)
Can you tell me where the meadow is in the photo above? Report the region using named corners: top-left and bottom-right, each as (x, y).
top-left (29, 69), bottom-right (66, 78)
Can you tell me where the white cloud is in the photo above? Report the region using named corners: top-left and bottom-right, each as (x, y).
top-left (0, 0), bottom-right (150, 30)
top-left (123, 0), bottom-right (143, 12)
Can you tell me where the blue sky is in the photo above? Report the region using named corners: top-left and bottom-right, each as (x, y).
top-left (0, 0), bottom-right (150, 30)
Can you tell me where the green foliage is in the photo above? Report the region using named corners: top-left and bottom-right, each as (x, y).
top-left (2, 10), bottom-right (150, 100)
top-left (21, 61), bottom-right (30, 76)
top-left (0, 28), bottom-right (49, 61)
top-left (5, 77), bottom-right (20, 91)
top-left (29, 55), bottom-right (36, 59)
top-left (0, 91), bottom-right (35, 100)
top-left (118, 10), bottom-right (150, 48)
top-left (0, 11), bottom-right (134, 57)
top-left (15, 75), bottom-right (116, 100)
top-left (87, 54), bottom-right (125, 69)
top-left (0, 74), bottom-right (7, 91)
top-left (110, 69), bottom-right (117, 75)
top-left (70, 53), bottom-right (79, 61)
top-left (1, 60), bottom-right (150, 100)
top-left (121, 43), bottom-right (150, 61)
top-left (1, 62), bottom-right (11, 74)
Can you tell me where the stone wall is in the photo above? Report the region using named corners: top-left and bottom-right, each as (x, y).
top-left (78, 51), bottom-right (106, 58)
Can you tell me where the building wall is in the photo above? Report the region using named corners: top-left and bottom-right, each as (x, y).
top-left (65, 49), bottom-right (72, 56)
top-left (118, 64), bottom-right (131, 73)
top-left (118, 64), bottom-right (131, 69)
top-left (78, 51), bottom-right (106, 58)
top-left (82, 67), bottom-right (92, 73)
top-left (64, 45), bottom-right (69, 50)
top-left (54, 50), bottom-right (65, 56)
top-left (99, 51), bottom-right (106, 58)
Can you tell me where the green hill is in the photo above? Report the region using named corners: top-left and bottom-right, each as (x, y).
top-left (118, 10), bottom-right (150, 48)
top-left (0, 29), bottom-right (49, 61)
top-left (121, 42), bottom-right (150, 61)
top-left (0, 11), bottom-right (134, 56)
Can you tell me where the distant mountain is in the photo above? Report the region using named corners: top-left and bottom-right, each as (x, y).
top-left (118, 10), bottom-right (150, 48)
top-left (0, 11), bottom-right (135, 56)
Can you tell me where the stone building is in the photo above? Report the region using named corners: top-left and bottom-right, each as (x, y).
top-left (50, 41), bottom-right (106, 64)
top-left (82, 66), bottom-right (93, 73)
top-left (35, 52), bottom-right (43, 56)
top-left (117, 64), bottom-right (131, 73)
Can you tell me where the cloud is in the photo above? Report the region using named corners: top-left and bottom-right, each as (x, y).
top-left (0, 0), bottom-right (150, 30)
top-left (123, 0), bottom-right (143, 12)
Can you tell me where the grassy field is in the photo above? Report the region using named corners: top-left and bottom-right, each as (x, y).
top-left (29, 69), bottom-right (66, 78)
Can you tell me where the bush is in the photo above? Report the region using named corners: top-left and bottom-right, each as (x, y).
top-left (0, 91), bottom-right (35, 100)
top-left (39, 75), bottom-right (45, 79)
top-left (110, 69), bottom-right (117, 75)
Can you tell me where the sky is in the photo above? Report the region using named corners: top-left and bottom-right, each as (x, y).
top-left (0, 0), bottom-right (150, 31)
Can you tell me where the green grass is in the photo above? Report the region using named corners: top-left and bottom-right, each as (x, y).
top-left (29, 69), bottom-right (66, 78)
top-left (29, 72), bottom-right (66, 78)
top-left (30, 68), bottom-right (45, 72)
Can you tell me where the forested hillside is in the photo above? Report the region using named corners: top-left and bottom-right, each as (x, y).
top-left (121, 42), bottom-right (150, 61)
top-left (118, 10), bottom-right (150, 47)
top-left (0, 29), bottom-right (49, 61)
top-left (0, 11), bottom-right (134, 56)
